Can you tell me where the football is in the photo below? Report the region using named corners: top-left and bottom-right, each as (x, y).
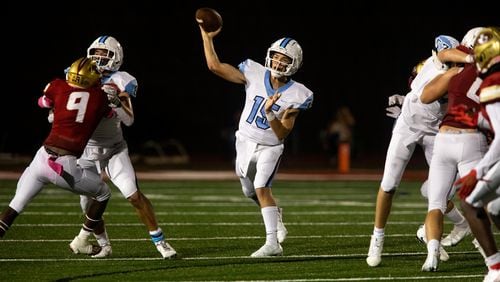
top-left (195, 7), bottom-right (223, 32)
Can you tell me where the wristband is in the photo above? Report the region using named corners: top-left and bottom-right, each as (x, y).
top-left (266, 111), bottom-right (276, 122)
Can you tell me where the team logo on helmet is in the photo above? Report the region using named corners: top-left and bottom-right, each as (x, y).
top-left (435, 35), bottom-right (459, 52)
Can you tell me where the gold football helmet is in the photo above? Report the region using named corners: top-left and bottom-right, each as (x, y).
top-left (474, 27), bottom-right (500, 73)
top-left (66, 57), bottom-right (101, 88)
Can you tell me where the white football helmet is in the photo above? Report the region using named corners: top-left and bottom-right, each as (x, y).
top-left (265, 37), bottom-right (303, 77)
top-left (87, 35), bottom-right (124, 72)
top-left (461, 27), bottom-right (484, 49)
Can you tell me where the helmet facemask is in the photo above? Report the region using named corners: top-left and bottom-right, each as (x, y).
top-left (266, 52), bottom-right (294, 78)
top-left (89, 48), bottom-right (115, 72)
top-left (473, 27), bottom-right (500, 73)
top-left (87, 36), bottom-right (123, 72)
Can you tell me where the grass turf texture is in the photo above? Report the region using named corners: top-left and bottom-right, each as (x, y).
top-left (0, 179), bottom-right (491, 281)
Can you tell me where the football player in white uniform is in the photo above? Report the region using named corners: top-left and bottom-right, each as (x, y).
top-left (366, 34), bottom-right (471, 267)
top-left (70, 36), bottom-right (176, 259)
top-left (198, 26), bottom-right (313, 257)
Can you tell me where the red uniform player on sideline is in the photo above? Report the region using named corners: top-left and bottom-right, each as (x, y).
top-left (0, 57), bottom-right (113, 256)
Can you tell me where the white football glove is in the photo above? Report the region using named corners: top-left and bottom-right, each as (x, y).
top-left (107, 93), bottom-right (122, 108)
top-left (386, 105), bottom-right (402, 119)
top-left (388, 94), bottom-right (405, 107)
top-left (47, 109), bottom-right (54, 123)
top-left (102, 84), bottom-right (119, 95)
top-left (386, 94), bottom-right (405, 119)
top-left (432, 50), bottom-right (449, 71)
top-left (102, 84), bottom-right (121, 108)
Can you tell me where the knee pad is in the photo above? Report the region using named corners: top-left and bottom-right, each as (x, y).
top-left (487, 198), bottom-right (500, 217)
top-left (240, 177), bottom-right (255, 198)
top-left (95, 183), bottom-right (111, 202)
top-left (420, 180), bottom-right (428, 198)
top-left (80, 195), bottom-right (90, 213)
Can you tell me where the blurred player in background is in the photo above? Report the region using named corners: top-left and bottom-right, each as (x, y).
top-left (367, 35), bottom-right (472, 267)
top-left (198, 25), bottom-right (313, 256)
top-left (0, 58), bottom-right (111, 256)
top-left (70, 35), bottom-right (176, 259)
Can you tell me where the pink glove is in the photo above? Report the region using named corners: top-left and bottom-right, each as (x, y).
top-left (38, 96), bottom-right (53, 108)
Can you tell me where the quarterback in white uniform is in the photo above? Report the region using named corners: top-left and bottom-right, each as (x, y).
top-left (72, 36), bottom-right (176, 259)
top-left (367, 35), bottom-right (471, 267)
top-left (199, 25), bottom-right (313, 257)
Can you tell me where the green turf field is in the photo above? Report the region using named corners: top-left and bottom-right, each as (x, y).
top-left (0, 179), bottom-right (492, 281)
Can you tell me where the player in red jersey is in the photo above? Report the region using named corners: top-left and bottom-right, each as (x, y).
top-left (419, 28), bottom-right (487, 271)
top-left (0, 57), bottom-right (113, 255)
top-left (453, 27), bottom-right (500, 282)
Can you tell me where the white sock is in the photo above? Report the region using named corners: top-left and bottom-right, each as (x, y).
top-left (261, 206), bottom-right (279, 246)
top-left (373, 227), bottom-right (384, 237)
top-left (427, 239), bottom-right (440, 254)
top-left (78, 228), bottom-right (92, 240)
top-left (445, 207), bottom-right (467, 227)
top-left (149, 228), bottom-right (162, 236)
top-left (486, 252), bottom-right (500, 268)
top-left (94, 231), bottom-right (110, 247)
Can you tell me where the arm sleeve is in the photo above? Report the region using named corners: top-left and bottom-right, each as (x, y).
top-left (475, 103), bottom-right (500, 178)
top-left (477, 112), bottom-right (491, 131)
top-left (112, 107), bottom-right (134, 126)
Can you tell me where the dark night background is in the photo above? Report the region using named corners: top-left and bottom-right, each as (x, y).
top-left (3, 2), bottom-right (499, 168)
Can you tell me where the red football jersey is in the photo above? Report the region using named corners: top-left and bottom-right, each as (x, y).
top-left (441, 62), bottom-right (481, 129)
top-left (43, 78), bottom-right (110, 156)
top-left (479, 71), bottom-right (500, 133)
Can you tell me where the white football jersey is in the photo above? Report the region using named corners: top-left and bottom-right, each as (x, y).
top-left (401, 56), bottom-right (448, 133)
top-left (236, 59), bottom-right (313, 146)
top-left (87, 71), bottom-right (138, 147)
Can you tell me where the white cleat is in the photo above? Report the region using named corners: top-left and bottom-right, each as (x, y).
top-left (250, 244), bottom-right (283, 257)
top-left (415, 225), bottom-right (449, 261)
top-left (277, 208), bottom-right (288, 244)
top-left (366, 235), bottom-right (384, 267)
top-left (91, 244), bottom-right (112, 258)
top-left (439, 246), bottom-right (449, 262)
top-left (422, 249), bottom-right (440, 272)
top-left (416, 225), bottom-right (426, 244)
top-left (156, 241), bottom-right (177, 259)
top-left (484, 269), bottom-right (500, 282)
top-left (441, 225), bottom-right (471, 247)
top-left (69, 236), bottom-right (101, 255)
top-left (472, 238), bottom-right (487, 259)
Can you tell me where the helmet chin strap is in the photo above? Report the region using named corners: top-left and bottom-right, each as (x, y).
top-left (270, 71), bottom-right (290, 83)
top-left (270, 70), bottom-right (283, 78)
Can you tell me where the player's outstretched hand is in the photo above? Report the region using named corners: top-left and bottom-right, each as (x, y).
top-left (386, 105), bottom-right (401, 119)
top-left (388, 94), bottom-right (405, 107)
top-left (198, 25), bottom-right (221, 39)
top-left (386, 94), bottom-right (404, 119)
